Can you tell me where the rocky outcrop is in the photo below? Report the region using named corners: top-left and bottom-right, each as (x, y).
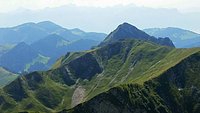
top-left (71, 86), bottom-right (86, 107)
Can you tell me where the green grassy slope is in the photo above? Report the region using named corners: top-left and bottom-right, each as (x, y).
top-left (65, 51), bottom-right (200, 113)
top-left (0, 39), bottom-right (199, 112)
top-left (0, 67), bottom-right (18, 87)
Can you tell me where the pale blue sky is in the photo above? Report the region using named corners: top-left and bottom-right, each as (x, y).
top-left (0, 0), bottom-right (200, 33)
top-left (0, 0), bottom-right (200, 13)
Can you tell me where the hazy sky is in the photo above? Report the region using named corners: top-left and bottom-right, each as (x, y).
top-left (0, 0), bottom-right (200, 33)
top-left (0, 0), bottom-right (200, 13)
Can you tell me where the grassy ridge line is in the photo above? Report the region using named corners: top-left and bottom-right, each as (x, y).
top-left (0, 39), bottom-right (199, 112)
top-left (0, 67), bottom-right (18, 87)
top-left (52, 40), bottom-right (199, 104)
top-left (132, 48), bottom-right (200, 84)
top-left (65, 51), bottom-right (200, 113)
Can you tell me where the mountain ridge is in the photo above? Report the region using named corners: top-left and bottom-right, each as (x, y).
top-left (100, 23), bottom-right (174, 47)
top-left (0, 67), bottom-right (18, 87)
top-left (144, 27), bottom-right (200, 48)
top-left (0, 21), bottom-right (106, 44)
top-left (0, 21), bottom-right (106, 73)
top-left (64, 50), bottom-right (200, 113)
top-left (0, 42), bottom-right (50, 73)
top-left (0, 38), bottom-right (199, 112)
top-left (0, 22), bottom-right (199, 113)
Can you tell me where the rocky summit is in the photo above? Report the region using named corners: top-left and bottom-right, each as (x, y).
top-left (100, 23), bottom-right (174, 47)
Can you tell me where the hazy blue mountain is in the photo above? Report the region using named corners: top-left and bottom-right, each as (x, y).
top-left (0, 22), bottom-right (48, 44)
top-left (67, 39), bottom-right (100, 52)
top-left (70, 28), bottom-right (106, 41)
top-left (0, 42), bottom-right (49, 73)
top-left (100, 23), bottom-right (174, 47)
top-left (31, 34), bottom-right (69, 58)
top-left (31, 34), bottom-right (100, 67)
top-left (0, 44), bottom-right (15, 57)
top-left (37, 21), bottom-right (66, 33)
top-left (185, 41), bottom-right (200, 48)
top-left (144, 27), bottom-right (200, 48)
top-left (31, 34), bottom-right (100, 57)
top-left (0, 21), bottom-right (106, 44)
top-left (0, 23), bottom-right (104, 73)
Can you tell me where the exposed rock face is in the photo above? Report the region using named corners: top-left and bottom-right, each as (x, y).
top-left (100, 23), bottom-right (175, 47)
top-left (71, 86), bottom-right (86, 107)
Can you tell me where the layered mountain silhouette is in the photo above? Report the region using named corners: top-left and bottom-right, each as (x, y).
top-left (31, 34), bottom-right (100, 67)
top-left (0, 36), bottom-right (101, 73)
top-left (0, 21), bottom-right (106, 44)
top-left (144, 27), bottom-right (200, 48)
top-left (0, 23), bottom-right (199, 113)
top-left (0, 21), bottom-right (106, 73)
top-left (0, 42), bottom-right (49, 73)
top-left (31, 34), bottom-right (69, 58)
top-left (100, 23), bottom-right (174, 47)
top-left (0, 44), bottom-right (14, 57)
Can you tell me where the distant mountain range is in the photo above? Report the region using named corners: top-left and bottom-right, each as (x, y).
top-left (0, 21), bottom-right (107, 73)
top-left (0, 21), bottom-right (106, 44)
top-left (0, 23), bottom-right (199, 113)
top-left (1, 21), bottom-right (200, 74)
top-left (0, 42), bottom-right (50, 73)
top-left (0, 44), bottom-right (15, 57)
top-left (144, 27), bottom-right (200, 48)
top-left (31, 34), bottom-right (99, 59)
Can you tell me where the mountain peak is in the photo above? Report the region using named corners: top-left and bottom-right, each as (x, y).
top-left (119, 22), bottom-right (137, 28)
top-left (37, 21), bottom-right (64, 32)
top-left (37, 21), bottom-right (57, 26)
top-left (119, 22), bottom-right (132, 26)
top-left (70, 28), bottom-right (85, 35)
top-left (116, 22), bottom-right (139, 32)
top-left (100, 23), bottom-right (174, 47)
top-left (70, 28), bottom-right (84, 32)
